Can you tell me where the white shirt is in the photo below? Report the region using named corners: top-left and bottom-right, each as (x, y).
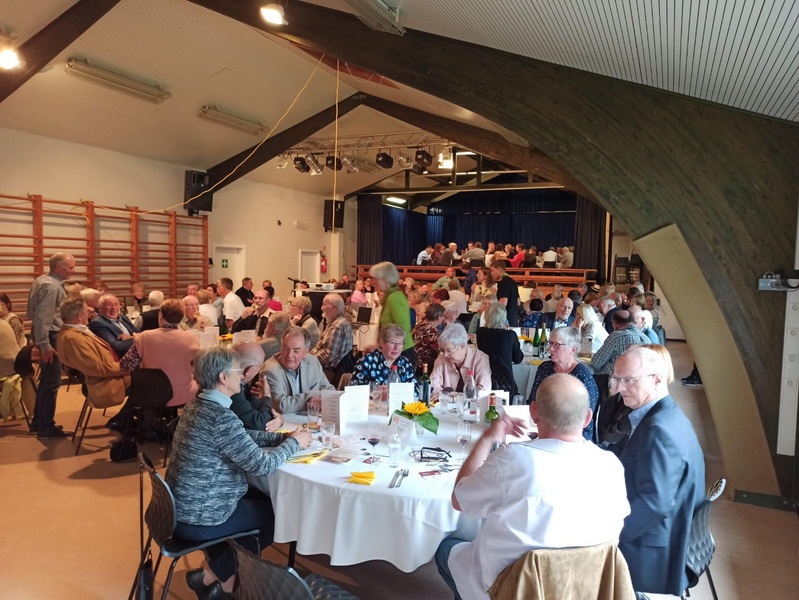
top-left (222, 292), bottom-right (245, 322)
top-left (542, 250), bottom-right (558, 264)
top-left (448, 290), bottom-right (468, 315)
top-left (198, 303), bottom-right (218, 325)
top-left (450, 439), bottom-right (629, 600)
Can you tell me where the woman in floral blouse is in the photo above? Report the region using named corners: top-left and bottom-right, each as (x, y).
top-left (350, 324), bottom-right (416, 386)
top-left (412, 303), bottom-right (446, 373)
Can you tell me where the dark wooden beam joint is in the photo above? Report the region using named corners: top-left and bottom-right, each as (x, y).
top-left (0, 0), bottom-right (123, 103)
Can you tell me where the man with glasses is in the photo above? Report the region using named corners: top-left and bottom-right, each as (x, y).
top-left (611, 347), bottom-right (705, 598)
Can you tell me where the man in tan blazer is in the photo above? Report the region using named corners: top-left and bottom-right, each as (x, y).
top-left (57, 296), bottom-right (128, 410)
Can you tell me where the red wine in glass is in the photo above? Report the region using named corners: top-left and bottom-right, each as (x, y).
top-left (367, 425), bottom-right (381, 460)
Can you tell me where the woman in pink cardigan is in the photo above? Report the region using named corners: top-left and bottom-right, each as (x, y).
top-left (120, 298), bottom-right (199, 407)
top-left (431, 323), bottom-right (492, 397)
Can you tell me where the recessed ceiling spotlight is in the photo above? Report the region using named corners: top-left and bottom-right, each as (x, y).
top-left (260, 3), bottom-right (288, 25)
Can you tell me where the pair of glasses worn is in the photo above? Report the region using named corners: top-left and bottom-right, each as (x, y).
top-left (609, 374), bottom-right (657, 387)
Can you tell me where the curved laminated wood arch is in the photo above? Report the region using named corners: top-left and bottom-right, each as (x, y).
top-left (191, 0), bottom-right (799, 496)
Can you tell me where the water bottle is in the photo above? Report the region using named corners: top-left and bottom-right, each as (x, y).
top-left (463, 370), bottom-right (478, 423)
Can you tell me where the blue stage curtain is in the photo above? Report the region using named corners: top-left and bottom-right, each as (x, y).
top-left (426, 215), bottom-right (444, 246)
top-left (382, 205), bottom-right (427, 265)
top-left (357, 195), bottom-right (383, 265)
top-left (573, 194), bottom-right (607, 281)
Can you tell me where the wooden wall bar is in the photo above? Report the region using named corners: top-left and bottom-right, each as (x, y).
top-left (0, 193), bottom-right (208, 321)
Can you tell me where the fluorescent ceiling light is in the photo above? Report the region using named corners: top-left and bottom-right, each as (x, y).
top-left (386, 196), bottom-right (407, 205)
top-left (199, 105), bottom-right (265, 136)
top-left (340, 0), bottom-right (406, 36)
top-left (64, 58), bottom-right (171, 103)
top-left (261, 4), bottom-right (288, 25)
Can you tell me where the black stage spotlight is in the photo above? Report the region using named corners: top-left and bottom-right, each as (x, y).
top-left (376, 152), bottom-right (394, 169)
top-left (293, 157), bottom-right (311, 173)
top-left (326, 156), bottom-right (343, 170)
top-left (411, 163), bottom-right (428, 175)
top-left (414, 149), bottom-right (433, 167)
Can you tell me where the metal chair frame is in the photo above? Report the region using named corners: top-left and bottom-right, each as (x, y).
top-left (12, 345), bottom-right (37, 429)
top-left (128, 452), bottom-right (260, 600)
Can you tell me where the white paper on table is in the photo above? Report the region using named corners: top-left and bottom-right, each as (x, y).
top-left (501, 404), bottom-right (535, 443)
top-left (387, 382), bottom-right (414, 416)
top-left (206, 326), bottom-right (220, 339)
top-left (232, 330), bottom-right (256, 344)
top-left (320, 390), bottom-right (345, 433)
top-left (341, 384), bottom-right (370, 425)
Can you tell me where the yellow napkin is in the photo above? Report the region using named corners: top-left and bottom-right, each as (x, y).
top-left (275, 429), bottom-right (293, 434)
top-left (286, 449), bottom-right (329, 464)
top-left (529, 359), bottom-right (543, 366)
top-left (348, 471), bottom-right (376, 485)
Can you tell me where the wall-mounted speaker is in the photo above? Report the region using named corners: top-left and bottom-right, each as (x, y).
top-left (324, 199), bottom-right (344, 231)
top-left (185, 170), bottom-right (212, 216)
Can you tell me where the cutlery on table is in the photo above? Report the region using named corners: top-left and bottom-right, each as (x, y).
top-left (396, 468), bottom-right (409, 488)
top-left (388, 469), bottom-right (402, 488)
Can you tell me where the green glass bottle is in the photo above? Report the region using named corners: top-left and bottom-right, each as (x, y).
top-left (484, 393), bottom-right (500, 425)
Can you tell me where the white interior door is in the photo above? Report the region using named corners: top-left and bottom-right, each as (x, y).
top-left (213, 245), bottom-right (245, 287)
top-left (299, 249), bottom-right (320, 283)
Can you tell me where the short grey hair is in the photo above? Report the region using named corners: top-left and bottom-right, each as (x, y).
top-left (80, 288), bottom-right (101, 303)
top-left (194, 347), bottom-right (239, 390)
top-left (483, 302), bottom-right (507, 329)
top-left (283, 325), bottom-right (311, 349)
top-left (148, 290), bottom-right (164, 307)
top-left (599, 297), bottom-right (616, 309)
top-left (550, 326), bottom-right (580, 350)
top-left (49, 253), bottom-right (72, 271)
top-left (269, 312), bottom-right (291, 337)
top-left (323, 293), bottom-right (344, 315)
top-left (290, 295), bottom-right (312, 314)
top-left (535, 373), bottom-right (590, 432)
top-left (369, 261), bottom-right (400, 286)
top-left (380, 324), bottom-right (406, 342)
top-left (438, 322), bottom-right (468, 347)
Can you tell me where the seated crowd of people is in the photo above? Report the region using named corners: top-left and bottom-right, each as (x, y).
top-left (7, 253), bottom-right (704, 600)
top-left (415, 241), bottom-right (575, 269)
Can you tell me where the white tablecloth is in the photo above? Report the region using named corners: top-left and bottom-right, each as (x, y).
top-left (249, 410), bottom-right (480, 572)
top-left (512, 360), bottom-right (540, 402)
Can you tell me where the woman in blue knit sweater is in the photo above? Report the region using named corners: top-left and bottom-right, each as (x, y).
top-left (166, 347), bottom-right (311, 599)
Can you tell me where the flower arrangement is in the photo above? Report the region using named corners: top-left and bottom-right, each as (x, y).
top-left (392, 401), bottom-right (439, 435)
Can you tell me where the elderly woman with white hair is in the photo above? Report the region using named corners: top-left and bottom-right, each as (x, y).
top-left (369, 261), bottom-right (415, 365)
top-left (573, 303), bottom-right (608, 354)
top-left (431, 323), bottom-right (492, 396)
top-left (527, 326), bottom-right (598, 441)
top-left (167, 346), bottom-right (311, 598)
top-left (289, 295), bottom-right (320, 349)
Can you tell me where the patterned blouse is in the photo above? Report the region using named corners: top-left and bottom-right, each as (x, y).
top-left (412, 320), bottom-right (440, 371)
top-left (350, 349), bottom-right (416, 386)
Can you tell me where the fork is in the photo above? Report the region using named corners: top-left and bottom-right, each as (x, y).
top-left (396, 468), bottom-right (409, 488)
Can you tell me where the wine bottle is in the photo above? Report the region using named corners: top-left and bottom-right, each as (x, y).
top-left (484, 392), bottom-right (499, 425)
top-left (540, 324), bottom-right (548, 358)
top-left (532, 325), bottom-right (541, 358)
top-left (417, 363), bottom-right (431, 406)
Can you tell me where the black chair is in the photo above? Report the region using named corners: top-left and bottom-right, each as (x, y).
top-left (228, 539), bottom-right (361, 600)
top-left (684, 478), bottom-right (726, 600)
top-left (542, 261), bottom-right (557, 268)
top-left (128, 452), bottom-right (260, 600)
top-left (126, 368), bottom-right (174, 463)
top-left (12, 344), bottom-right (36, 429)
top-left (65, 367), bottom-right (93, 455)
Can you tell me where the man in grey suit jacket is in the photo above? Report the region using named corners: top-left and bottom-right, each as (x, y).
top-left (262, 326), bottom-right (334, 414)
top-left (611, 347), bottom-right (705, 596)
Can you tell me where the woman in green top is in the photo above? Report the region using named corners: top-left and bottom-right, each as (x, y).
top-left (369, 261), bottom-right (416, 366)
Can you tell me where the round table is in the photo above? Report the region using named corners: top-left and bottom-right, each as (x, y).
top-left (249, 409), bottom-right (480, 572)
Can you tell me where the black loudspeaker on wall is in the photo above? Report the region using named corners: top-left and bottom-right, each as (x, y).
top-left (324, 199), bottom-right (344, 231)
top-left (184, 170), bottom-right (213, 216)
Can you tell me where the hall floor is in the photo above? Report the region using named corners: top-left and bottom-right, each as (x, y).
top-left (0, 341), bottom-right (796, 599)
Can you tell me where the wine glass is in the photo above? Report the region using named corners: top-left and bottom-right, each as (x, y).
top-left (367, 424), bottom-right (381, 460)
top-left (369, 380), bottom-right (382, 411)
top-left (456, 420), bottom-right (472, 461)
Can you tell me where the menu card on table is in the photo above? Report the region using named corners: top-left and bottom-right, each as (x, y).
top-left (321, 385), bottom-right (369, 435)
top-left (189, 329), bottom-right (218, 349)
top-left (387, 382), bottom-right (414, 416)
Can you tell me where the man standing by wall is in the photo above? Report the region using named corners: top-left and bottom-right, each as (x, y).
top-left (27, 253), bottom-right (75, 438)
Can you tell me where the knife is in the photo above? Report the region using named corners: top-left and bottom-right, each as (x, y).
top-left (389, 469), bottom-right (401, 488)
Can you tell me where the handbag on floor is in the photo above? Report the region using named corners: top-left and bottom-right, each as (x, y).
top-left (110, 438), bottom-right (138, 462)
top-left (135, 550), bottom-right (154, 600)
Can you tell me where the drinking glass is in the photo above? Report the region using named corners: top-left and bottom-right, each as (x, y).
top-left (321, 421), bottom-right (336, 450)
top-left (367, 424), bottom-right (381, 460)
top-left (307, 401), bottom-right (320, 433)
top-left (388, 429), bottom-right (402, 467)
top-left (369, 381), bottom-right (382, 411)
top-left (456, 420), bottom-right (472, 461)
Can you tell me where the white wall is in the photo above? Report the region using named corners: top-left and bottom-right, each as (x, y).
top-left (0, 127), bottom-right (359, 302)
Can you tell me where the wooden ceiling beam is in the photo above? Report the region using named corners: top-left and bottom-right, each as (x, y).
top-left (206, 93), bottom-right (365, 190)
top-left (360, 95), bottom-right (593, 198)
top-left (0, 0), bottom-right (122, 103)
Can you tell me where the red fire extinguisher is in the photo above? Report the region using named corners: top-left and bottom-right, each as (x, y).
top-left (320, 247), bottom-right (328, 274)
